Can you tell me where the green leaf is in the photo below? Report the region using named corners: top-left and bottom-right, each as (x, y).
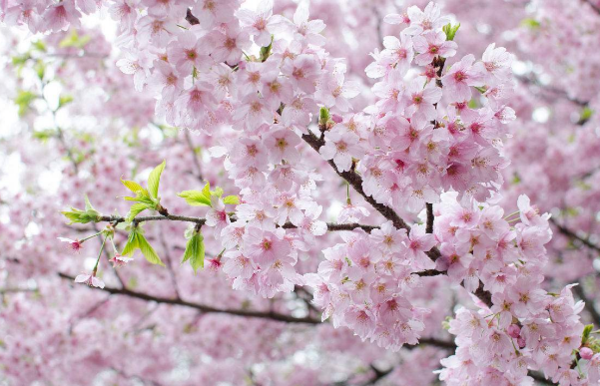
top-left (121, 179), bottom-right (145, 194)
top-left (580, 106), bottom-right (594, 123)
top-left (319, 107), bottom-right (330, 128)
top-left (182, 231), bottom-right (205, 273)
top-left (259, 35), bottom-right (274, 62)
top-left (61, 196), bottom-right (101, 224)
top-left (59, 30), bottom-right (91, 49)
top-left (32, 128), bottom-right (57, 142)
top-left (443, 23), bottom-right (461, 41)
top-left (178, 190), bottom-right (212, 206)
top-left (121, 229), bottom-right (140, 256)
top-left (121, 227), bottom-right (164, 266)
top-left (137, 233), bottom-right (164, 266)
top-left (14, 90), bottom-right (36, 117)
top-left (61, 208), bottom-right (86, 224)
top-left (127, 203), bottom-right (151, 222)
top-left (202, 182), bottom-right (211, 199)
top-left (84, 195), bottom-right (96, 212)
top-left (32, 40), bottom-right (47, 52)
top-left (147, 160), bottom-right (166, 200)
top-left (222, 195), bottom-right (240, 205)
top-left (12, 54), bottom-right (31, 67)
top-left (58, 95), bottom-right (74, 109)
top-left (35, 60), bottom-right (45, 80)
top-left (521, 18), bottom-right (541, 29)
top-left (583, 324), bottom-right (594, 345)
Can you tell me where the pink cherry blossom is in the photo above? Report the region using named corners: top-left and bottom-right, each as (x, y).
top-left (74, 273), bottom-right (105, 289)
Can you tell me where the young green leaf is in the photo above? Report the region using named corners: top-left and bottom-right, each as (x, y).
top-left (61, 196), bottom-right (101, 224)
top-left (443, 23), bottom-right (461, 41)
top-left (121, 179), bottom-right (146, 194)
top-left (121, 229), bottom-right (140, 256)
top-left (182, 231), bottom-right (205, 273)
top-left (15, 90), bottom-right (36, 117)
top-left (84, 195), bottom-right (96, 213)
top-left (137, 233), bottom-right (165, 266)
top-left (126, 202), bottom-right (151, 222)
top-left (178, 190), bottom-right (212, 206)
top-left (147, 160), bottom-right (166, 200)
top-left (121, 227), bottom-right (164, 266)
top-left (583, 324), bottom-right (594, 345)
top-left (222, 195), bottom-right (240, 205)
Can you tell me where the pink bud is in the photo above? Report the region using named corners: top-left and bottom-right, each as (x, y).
top-left (517, 337), bottom-right (526, 348)
top-left (207, 258), bottom-right (222, 271)
top-left (580, 347), bottom-right (594, 360)
top-left (507, 324), bottom-right (521, 339)
top-left (331, 114), bottom-right (343, 124)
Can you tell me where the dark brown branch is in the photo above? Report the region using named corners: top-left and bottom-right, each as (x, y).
top-left (300, 131), bottom-right (496, 308)
top-left (0, 287), bottom-right (37, 294)
top-left (98, 214), bottom-right (206, 225)
top-left (337, 338), bottom-right (456, 386)
top-left (551, 218), bottom-right (600, 254)
top-left (517, 75), bottom-right (588, 107)
top-left (530, 371), bottom-right (558, 386)
top-left (574, 283), bottom-right (600, 326)
top-left (416, 269), bottom-right (445, 277)
top-left (186, 8), bottom-right (199, 25)
top-left (302, 131), bottom-right (412, 231)
top-left (426, 203), bottom-right (434, 233)
top-left (583, 0), bottom-right (600, 15)
top-left (58, 273), bottom-right (321, 324)
top-left (95, 213), bottom-right (379, 233)
top-left (158, 231), bottom-right (182, 299)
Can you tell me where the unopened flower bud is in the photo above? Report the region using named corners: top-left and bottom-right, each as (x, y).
top-left (507, 324), bottom-right (521, 339)
top-left (580, 347), bottom-right (594, 360)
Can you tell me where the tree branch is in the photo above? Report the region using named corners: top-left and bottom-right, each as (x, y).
top-left (58, 273), bottom-right (321, 324)
top-left (183, 129), bottom-right (204, 182)
top-left (517, 75), bottom-right (588, 107)
top-left (302, 131), bottom-right (412, 232)
top-left (582, 0), bottom-right (600, 15)
top-left (426, 203), bottom-right (434, 234)
top-left (94, 213), bottom-right (379, 233)
top-left (574, 283), bottom-right (600, 326)
top-left (550, 218), bottom-right (600, 254)
top-left (300, 131), bottom-right (495, 308)
top-left (186, 8), bottom-right (200, 25)
top-left (0, 287), bottom-right (37, 294)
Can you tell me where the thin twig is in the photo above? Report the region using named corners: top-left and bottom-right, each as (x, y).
top-left (158, 231), bottom-right (181, 299)
top-left (574, 283), bottom-right (600, 326)
top-left (94, 213), bottom-right (379, 233)
top-left (58, 273), bottom-right (321, 324)
top-left (550, 218), bottom-right (600, 254)
top-left (183, 129), bottom-right (203, 182)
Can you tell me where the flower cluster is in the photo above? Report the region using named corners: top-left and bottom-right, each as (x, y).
top-left (436, 193), bottom-right (587, 385)
top-left (329, 3), bottom-right (517, 217)
top-left (305, 222), bottom-right (434, 350)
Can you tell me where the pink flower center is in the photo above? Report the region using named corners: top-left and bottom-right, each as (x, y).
top-left (276, 138), bottom-right (288, 150)
top-left (254, 18), bottom-right (267, 31)
top-left (261, 239), bottom-right (272, 251)
top-left (336, 141), bottom-right (348, 152)
top-left (454, 71), bottom-right (467, 82)
top-left (224, 37), bottom-right (236, 50)
top-left (186, 50), bottom-right (197, 59)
